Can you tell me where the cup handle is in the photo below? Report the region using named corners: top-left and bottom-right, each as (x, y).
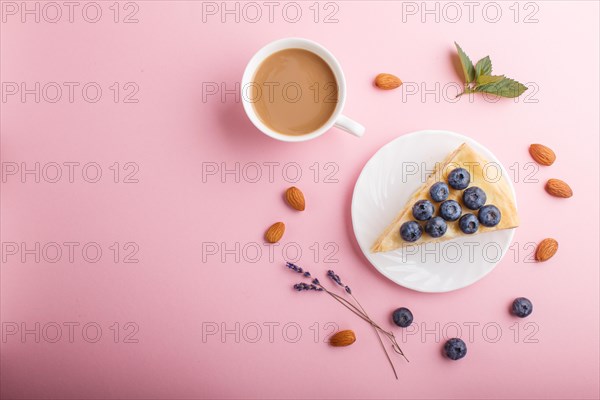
top-left (334, 114), bottom-right (365, 137)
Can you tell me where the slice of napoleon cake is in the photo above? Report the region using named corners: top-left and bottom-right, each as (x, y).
top-left (371, 143), bottom-right (519, 253)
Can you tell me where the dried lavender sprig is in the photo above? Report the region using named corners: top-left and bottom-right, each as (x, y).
top-left (321, 268), bottom-right (408, 363)
top-left (286, 266), bottom-right (383, 329)
top-left (315, 285), bottom-right (400, 346)
top-left (296, 269), bottom-right (408, 362)
top-left (287, 263), bottom-right (331, 294)
top-left (305, 271), bottom-right (395, 336)
top-left (287, 263), bottom-right (322, 292)
top-left (327, 270), bottom-right (351, 294)
top-left (325, 269), bottom-right (401, 376)
top-left (337, 277), bottom-right (398, 374)
top-left (293, 282), bottom-right (323, 292)
top-left (327, 270), bottom-right (342, 286)
top-left (316, 284), bottom-right (405, 375)
top-left (287, 263), bottom-right (407, 363)
top-left (337, 288), bottom-right (407, 361)
top-left (286, 262), bottom-right (311, 277)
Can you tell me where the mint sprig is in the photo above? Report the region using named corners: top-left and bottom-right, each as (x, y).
top-left (454, 42), bottom-right (527, 99)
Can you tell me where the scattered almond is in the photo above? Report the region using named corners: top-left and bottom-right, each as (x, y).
top-left (529, 144), bottom-right (556, 166)
top-left (545, 179), bottom-right (573, 198)
top-left (329, 330), bottom-right (356, 347)
top-left (285, 186), bottom-right (305, 211)
top-left (535, 238), bottom-right (558, 262)
top-left (265, 222), bottom-right (285, 243)
top-left (375, 73), bottom-right (402, 90)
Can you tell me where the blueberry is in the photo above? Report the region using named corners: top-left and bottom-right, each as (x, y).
top-left (399, 221), bottom-right (423, 242)
top-left (444, 338), bottom-right (467, 360)
top-left (412, 200), bottom-right (434, 221)
top-left (512, 297), bottom-right (533, 318)
top-left (447, 168), bottom-right (471, 190)
top-left (478, 205), bottom-right (501, 227)
top-left (392, 307), bottom-right (413, 328)
top-left (458, 213), bottom-right (479, 234)
top-left (462, 186), bottom-right (487, 210)
top-left (439, 200), bottom-right (462, 221)
top-left (429, 182), bottom-right (449, 202)
top-left (425, 216), bottom-right (447, 238)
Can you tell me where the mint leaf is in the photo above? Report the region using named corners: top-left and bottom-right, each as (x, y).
top-left (474, 56), bottom-right (492, 79)
top-left (454, 42), bottom-right (528, 99)
top-left (476, 78), bottom-right (528, 98)
top-left (455, 42), bottom-right (475, 83)
top-left (477, 74), bottom-right (504, 85)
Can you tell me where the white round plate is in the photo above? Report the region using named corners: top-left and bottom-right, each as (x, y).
top-left (351, 130), bottom-right (517, 293)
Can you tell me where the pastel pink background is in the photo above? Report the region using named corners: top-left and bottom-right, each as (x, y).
top-left (1, 1), bottom-right (599, 399)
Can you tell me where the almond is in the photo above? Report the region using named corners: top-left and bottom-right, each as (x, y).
top-left (285, 186), bottom-right (305, 211)
top-left (329, 330), bottom-right (356, 347)
top-left (529, 144), bottom-right (556, 166)
top-left (265, 222), bottom-right (285, 243)
top-left (545, 179), bottom-right (573, 198)
top-left (375, 73), bottom-right (402, 90)
top-left (535, 238), bottom-right (558, 262)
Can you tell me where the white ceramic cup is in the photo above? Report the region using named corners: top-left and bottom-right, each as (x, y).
top-left (241, 38), bottom-right (365, 142)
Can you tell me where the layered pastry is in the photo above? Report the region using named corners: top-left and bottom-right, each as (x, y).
top-left (372, 143), bottom-right (519, 253)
